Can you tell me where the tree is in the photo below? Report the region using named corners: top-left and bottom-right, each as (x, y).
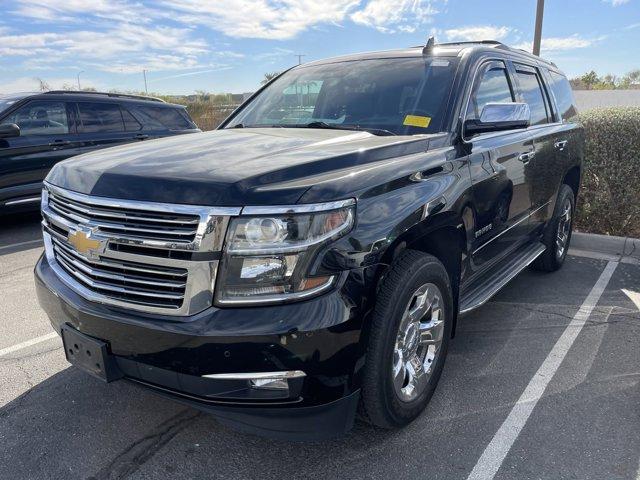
top-left (35, 77), bottom-right (50, 92)
top-left (261, 72), bottom-right (280, 85)
top-left (580, 71), bottom-right (599, 90)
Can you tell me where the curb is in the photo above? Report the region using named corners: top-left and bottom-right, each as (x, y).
top-left (572, 232), bottom-right (640, 261)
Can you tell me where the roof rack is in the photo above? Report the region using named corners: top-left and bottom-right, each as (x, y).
top-left (43, 91), bottom-right (165, 103)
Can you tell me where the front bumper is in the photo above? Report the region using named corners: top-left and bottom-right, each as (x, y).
top-left (35, 253), bottom-right (374, 440)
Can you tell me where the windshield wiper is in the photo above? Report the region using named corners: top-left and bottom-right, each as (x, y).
top-left (304, 121), bottom-right (397, 136)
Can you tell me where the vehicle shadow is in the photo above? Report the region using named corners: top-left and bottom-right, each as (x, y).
top-left (0, 365), bottom-right (396, 480)
top-left (0, 210), bottom-right (43, 254)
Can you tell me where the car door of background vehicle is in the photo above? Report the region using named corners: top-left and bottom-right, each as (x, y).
top-left (0, 100), bottom-right (76, 204)
top-left (73, 102), bottom-right (142, 155)
top-left (464, 59), bottom-right (536, 272)
top-left (511, 63), bottom-right (561, 232)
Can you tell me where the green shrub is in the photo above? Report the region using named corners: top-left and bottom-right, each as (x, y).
top-left (575, 107), bottom-right (640, 238)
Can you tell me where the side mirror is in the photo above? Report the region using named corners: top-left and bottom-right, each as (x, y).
top-left (464, 103), bottom-right (530, 137)
top-left (0, 123), bottom-right (20, 139)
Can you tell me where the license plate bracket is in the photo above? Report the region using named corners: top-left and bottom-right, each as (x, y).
top-left (61, 324), bottom-right (123, 382)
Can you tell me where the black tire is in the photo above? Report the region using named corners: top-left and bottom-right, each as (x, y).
top-left (360, 250), bottom-right (453, 428)
top-left (532, 184), bottom-right (575, 272)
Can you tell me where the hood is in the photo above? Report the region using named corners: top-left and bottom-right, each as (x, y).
top-left (47, 128), bottom-right (434, 206)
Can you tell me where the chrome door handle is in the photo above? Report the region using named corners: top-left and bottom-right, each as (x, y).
top-left (554, 140), bottom-right (568, 151)
top-left (518, 151), bottom-right (535, 164)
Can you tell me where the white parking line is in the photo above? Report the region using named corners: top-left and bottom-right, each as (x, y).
top-left (0, 239), bottom-right (43, 252)
top-left (467, 260), bottom-right (618, 480)
top-left (0, 332), bottom-right (59, 357)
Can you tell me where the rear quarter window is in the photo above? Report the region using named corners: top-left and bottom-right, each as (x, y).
top-left (547, 71), bottom-right (578, 122)
top-left (136, 106), bottom-right (194, 130)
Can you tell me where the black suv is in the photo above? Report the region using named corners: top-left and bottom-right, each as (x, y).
top-left (0, 91), bottom-right (199, 212)
top-left (35, 41), bottom-right (583, 440)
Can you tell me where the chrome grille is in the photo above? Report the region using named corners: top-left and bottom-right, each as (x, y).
top-left (48, 188), bottom-right (200, 243)
top-left (41, 183), bottom-right (241, 316)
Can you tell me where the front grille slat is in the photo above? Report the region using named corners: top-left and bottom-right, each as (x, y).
top-left (53, 244), bottom-right (187, 290)
top-left (48, 190), bottom-right (201, 243)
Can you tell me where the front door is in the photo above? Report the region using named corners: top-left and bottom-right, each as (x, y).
top-left (0, 100), bottom-right (76, 205)
top-left (463, 60), bottom-right (535, 271)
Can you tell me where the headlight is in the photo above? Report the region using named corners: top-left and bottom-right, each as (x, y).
top-left (215, 200), bottom-right (355, 305)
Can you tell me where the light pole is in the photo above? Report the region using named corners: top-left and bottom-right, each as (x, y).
top-left (532, 0), bottom-right (545, 56)
top-left (143, 69), bottom-right (148, 94)
top-left (295, 54), bottom-right (306, 65)
top-left (77, 70), bottom-right (84, 90)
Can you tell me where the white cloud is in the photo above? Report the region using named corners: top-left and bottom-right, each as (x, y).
top-left (12, 0), bottom-right (149, 23)
top-left (0, 24), bottom-right (209, 73)
top-left (443, 25), bottom-right (511, 42)
top-left (514, 35), bottom-right (596, 52)
top-left (0, 76), bottom-right (100, 94)
top-left (351, 0), bottom-right (438, 34)
top-left (602, 0), bottom-right (630, 6)
top-left (159, 0), bottom-right (359, 40)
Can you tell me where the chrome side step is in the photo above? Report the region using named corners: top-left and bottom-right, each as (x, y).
top-left (459, 242), bottom-right (546, 314)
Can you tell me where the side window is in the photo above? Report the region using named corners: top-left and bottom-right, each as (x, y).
top-left (466, 63), bottom-right (515, 120)
top-left (136, 106), bottom-right (193, 130)
top-left (121, 107), bottom-right (142, 131)
top-left (77, 102), bottom-right (125, 133)
top-left (548, 71), bottom-right (578, 122)
top-left (514, 67), bottom-right (549, 126)
top-left (0, 101), bottom-right (69, 136)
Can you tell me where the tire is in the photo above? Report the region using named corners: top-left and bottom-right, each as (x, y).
top-left (532, 184), bottom-right (575, 272)
top-left (360, 250), bottom-right (453, 428)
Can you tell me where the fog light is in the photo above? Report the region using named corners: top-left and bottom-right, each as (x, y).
top-left (250, 377), bottom-right (289, 390)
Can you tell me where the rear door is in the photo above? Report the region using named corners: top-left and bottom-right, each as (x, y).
top-left (0, 99), bottom-right (75, 205)
top-left (511, 63), bottom-right (563, 231)
top-left (132, 105), bottom-right (199, 139)
top-left (74, 102), bottom-right (141, 153)
top-left (464, 59), bottom-right (536, 270)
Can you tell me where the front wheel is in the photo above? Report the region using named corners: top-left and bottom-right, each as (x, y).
top-left (360, 250), bottom-right (453, 428)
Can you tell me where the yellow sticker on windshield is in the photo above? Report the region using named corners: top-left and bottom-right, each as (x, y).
top-left (403, 115), bottom-right (431, 128)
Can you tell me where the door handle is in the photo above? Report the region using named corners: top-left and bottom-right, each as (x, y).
top-left (518, 151), bottom-right (535, 164)
top-left (554, 140), bottom-right (568, 151)
top-left (48, 140), bottom-right (71, 147)
top-left (135, 134), bottom-right (149, 140)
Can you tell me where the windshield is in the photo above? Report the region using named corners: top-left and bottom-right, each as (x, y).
top-left (226, 57), bottom-right (459, 135)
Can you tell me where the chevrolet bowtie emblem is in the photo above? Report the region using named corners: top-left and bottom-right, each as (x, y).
top-left (68, 229), bottom-right (105, 259)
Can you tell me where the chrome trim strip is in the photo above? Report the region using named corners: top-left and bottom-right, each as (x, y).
top-left (241, 198), bottom-right (355, 215)
top-left (3, 196), bottom-right (41, 206)
top-left (202, 370), bottom-right (306, 380)
top-left (45, 182), bottom-right (241, 216)
top-left (473, 201), bottom-right (551, 255)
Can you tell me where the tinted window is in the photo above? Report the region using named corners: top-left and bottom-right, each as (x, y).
top-left (122, 108), bottom-right (142, 131)
top-left (515, 69), bottom-right (549, 125)
top-left (137, 106), bottom-right (193, 130)
top-left (548, 71), bottom-right (578, 122)
top-left (78, 102), bottom-right (124, 133)
top-left (226, 57), bottom-right (460, 135)
top-left (466, 65), bottom-right (514, 120)
top-left (1, 101), bottom-right (69, 136)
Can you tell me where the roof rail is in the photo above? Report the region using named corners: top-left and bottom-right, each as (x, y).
top-left (43, 91), bottom-right (165, 103)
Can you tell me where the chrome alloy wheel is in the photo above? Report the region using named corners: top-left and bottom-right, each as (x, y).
top-left (556, 197), bottom-right (572, 259)
top-left (392, 283), bottom-right (445, 402)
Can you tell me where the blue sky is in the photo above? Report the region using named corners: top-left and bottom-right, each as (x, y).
top-left (1, 0), bottom-right (638, 95)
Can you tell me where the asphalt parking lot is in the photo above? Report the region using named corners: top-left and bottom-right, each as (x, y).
top-left (1, 212), bottom-right (639, 480)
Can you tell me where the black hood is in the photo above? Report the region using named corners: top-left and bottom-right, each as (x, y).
top-left (47, 128), bottom-right (434, 206)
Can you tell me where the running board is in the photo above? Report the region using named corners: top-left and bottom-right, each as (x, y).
top-left (459, 242), bottom-right (546, 314)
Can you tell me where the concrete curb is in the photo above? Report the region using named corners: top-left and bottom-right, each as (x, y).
top-left (572, 232), bottom-right (640, 262)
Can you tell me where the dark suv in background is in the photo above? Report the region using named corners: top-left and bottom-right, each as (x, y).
top-left (35, 40), bottom-right (583, 440)
top-left (0, 91), bottom-right (199, 212)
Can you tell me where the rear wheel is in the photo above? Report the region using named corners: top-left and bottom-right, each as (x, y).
top-left (360, 250), bottom-right (453, 428)
top-left (532, 184), bottom-right (575, 272)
